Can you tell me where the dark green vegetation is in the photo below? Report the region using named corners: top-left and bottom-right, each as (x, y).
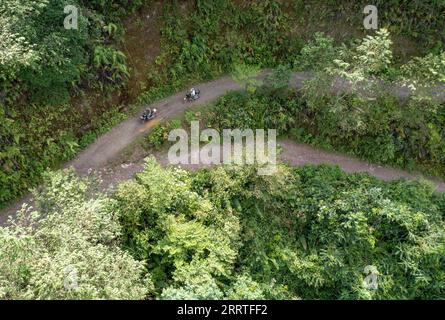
top-left (292, 0), bottom-right (445, 59)
top-left (2, 160), bottom-right (444, 299)
top-left (2, 1), bottom-right (444, 207)
top-left (149, 8), bottom-right (444, 181)
top-left (1, 0), bottom-right (148, 206)
top-left (116, 160), bottom-right (445, 299)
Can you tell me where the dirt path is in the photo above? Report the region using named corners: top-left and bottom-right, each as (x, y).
top-left (68, 75), bottom-right (243, 174)
top-left (98, 139), bottom-right (445, 196)
top-left (69, 70), bottom-right (445, 174)
top-left (1, 72), bottom-right (444, 225)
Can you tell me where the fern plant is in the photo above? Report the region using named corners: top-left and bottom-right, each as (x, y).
top-left (93, 45), bottom-right (130, 89)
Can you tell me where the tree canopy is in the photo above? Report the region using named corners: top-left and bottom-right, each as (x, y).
top-left (3, 159), bottom-right (443, 299)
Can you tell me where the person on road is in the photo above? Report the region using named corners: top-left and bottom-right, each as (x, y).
top-left (142, 108), bottom-right (157, 120)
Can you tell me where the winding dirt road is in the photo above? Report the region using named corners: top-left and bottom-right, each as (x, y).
top-left (1, 72), bottom-right (444, 225)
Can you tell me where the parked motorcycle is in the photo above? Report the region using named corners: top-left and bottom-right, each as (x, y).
top-left (140, 108), bottom-right (157, 122)
top-left (184, 88), bottom-right (201, 102)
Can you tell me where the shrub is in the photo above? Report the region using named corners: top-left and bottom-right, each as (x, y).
top-left (0, 169), bottom-right (151, 299)
top-left (114, 159), bottom-right (445, 299)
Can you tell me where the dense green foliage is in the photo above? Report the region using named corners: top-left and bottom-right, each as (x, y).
top-left (98, 160), bottom-right (445, 299)
top-left (145, 119), bottom-right (182, 151)
top-left (0, 0), bottom-right (147, 207)
top-left (312, 0), bottom-right (445, 54)
top-left (182, 29), bottom-right (444, 178)
top-left (141, 8), bottom-right (445, 178)
top-left (195, 85), bottom-right (444, 178)
top-left (4, 159), bottom-right (443, 299)
top-left (1, 0), bottom-right (444, 213)
top-left (141, 0), bottom-right (445, 100)
top-left (163, 0), bottom-right (444, 75)
top-left (0, 169), bottom-right (151, 299)
top-left (0, 0), bottom-right (143, 106)
top-left (2, 1), bottom-right (445, 300)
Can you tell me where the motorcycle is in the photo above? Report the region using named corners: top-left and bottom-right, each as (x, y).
top-left (184, 88), bottom-right (201, 102)
top-left (140, 108), bottom-right (157, 123)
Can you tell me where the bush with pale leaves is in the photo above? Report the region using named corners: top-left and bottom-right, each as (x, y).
top-left (0, 169), bottom-right (152, 300)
